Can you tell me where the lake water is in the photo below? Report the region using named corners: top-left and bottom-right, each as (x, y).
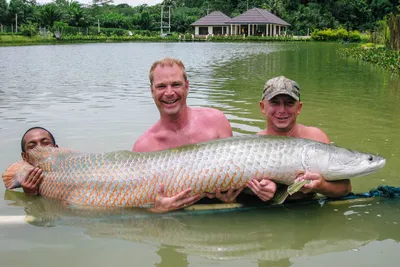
top-left (0, 42), bottom-right (399, 267)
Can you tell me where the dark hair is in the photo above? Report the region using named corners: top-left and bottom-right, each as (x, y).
top-left (21, 127), bottom-right (56, 152)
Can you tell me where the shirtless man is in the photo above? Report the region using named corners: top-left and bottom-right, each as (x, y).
top-left (251, 76), bottom-right (351, 200)
top-left (133, 57), bottom-right (237, 213)
top-left (19, 127), bottom-right (58, 195)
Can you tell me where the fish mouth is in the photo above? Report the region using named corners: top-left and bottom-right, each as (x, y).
top-left (327, 158), bottom-right (386, 180)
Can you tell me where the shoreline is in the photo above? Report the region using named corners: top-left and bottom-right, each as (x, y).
top-left (0, 34), bottom-right (312, 46)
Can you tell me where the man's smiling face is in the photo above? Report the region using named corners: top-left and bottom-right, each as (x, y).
top-left (151, 64), bottom-right (189, 118)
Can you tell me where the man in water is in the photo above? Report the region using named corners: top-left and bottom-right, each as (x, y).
top-left (132, 57), bottom-right (238, 212)
top-left (19, 127), bottom-right (58, 195)
top-left (250, 76), bottom-right (351, 200)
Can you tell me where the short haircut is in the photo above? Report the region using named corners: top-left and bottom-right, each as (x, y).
top-left (21, 127), bottom-right (56, 152)
top-left (149, 57), bottom-right (187, 86)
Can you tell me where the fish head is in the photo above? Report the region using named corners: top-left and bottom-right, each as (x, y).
top-left (325, 147), bottom-right (386, 180)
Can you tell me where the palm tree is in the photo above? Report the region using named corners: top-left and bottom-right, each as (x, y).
top-left (39, 3), bottom-right (63, 27)
top-left (68, 1), bottom-right (88, 27)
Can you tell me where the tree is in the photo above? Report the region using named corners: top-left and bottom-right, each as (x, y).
top-left (8, 0), bottom-right (38, 25)
top-left (261, 0), bottom-right (286, 16)
top-left (332, 0), bottom-right (372, 31)
top-left (0, 0), bottom-right (8, 24)
top-left (38, 3), bottom-right (64, 27)
top-left (99, 12), bottom-right (127, 28)
top-left (289, 3), bottom-right (338, 35)
top-left (139, 10), bottom-right (151, 30)
top-left (68, 1), bottom-right (90, 27)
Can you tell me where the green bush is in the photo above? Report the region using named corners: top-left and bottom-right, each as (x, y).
top-left (339, 46), bottom-right (400, 74)
top-left (0, 32), bottom-right (23, 36)
top-left (348, 30), bottom-right (361, 42)
top-left (311, 28), bottom-right (368, 42)
top-left (20, 22), bottom-right (39, 37)
top-left (100, 28), bottom-right (127, 36)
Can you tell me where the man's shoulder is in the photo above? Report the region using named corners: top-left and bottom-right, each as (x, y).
top-left (299, 125), bottom-right (330, 144)
top-left (133, 124), bottom-right (161, 152)
top-left (191, 107), bottom-right (227, 119)
top-left (190, 107), bottom-right (232, 137)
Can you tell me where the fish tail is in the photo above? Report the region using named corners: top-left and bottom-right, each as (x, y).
top-left (2, 161), bottom-right (33, 189)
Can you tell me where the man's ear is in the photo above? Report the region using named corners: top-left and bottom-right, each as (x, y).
top-left (185, 80), bottom-right (190, 91)
top-left (259, 101), bottom-right (266, 114)
top-left (297, 101), bottom-right (303, 115)
top-left (21, 152), bottom-right (27, 161)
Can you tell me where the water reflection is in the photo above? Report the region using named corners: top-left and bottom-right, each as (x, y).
top-left (4, 190), bottom-right (399, 266)
top-left (1, 42), bottom-right (400, 266)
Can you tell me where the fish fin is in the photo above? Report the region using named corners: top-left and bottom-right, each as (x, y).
top-left (270, 185), bottom-right (290, 205)
top-left (2, 160), bottom-right (33, 189)
top-left (27, 147), bottom-right (82, 169)
top-left (288, 180), bottom-right (312, 195)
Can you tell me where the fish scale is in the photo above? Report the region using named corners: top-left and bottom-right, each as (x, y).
top-left (2, 135), bottom-right (386, 208)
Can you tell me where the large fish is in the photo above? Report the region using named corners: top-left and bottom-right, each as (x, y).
top-left (2, 135), bottom-right (386, 207)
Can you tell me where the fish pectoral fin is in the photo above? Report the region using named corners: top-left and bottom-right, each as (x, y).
top-left (288, 180), bottom-right (312, 195)
top-left (270, 185), bottom-right (289, 205)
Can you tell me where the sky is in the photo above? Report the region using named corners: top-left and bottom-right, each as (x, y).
top-left (35, 0), bottom-right (163, 6)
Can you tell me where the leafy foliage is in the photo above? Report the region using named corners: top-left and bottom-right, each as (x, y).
top-left (0, 0), bottom-right (399, 49)
top-left (0, 0), bottom-right (8, 24)
top-left (20, 21), bottom-right (38, 36)
top-left (339, 45), bottom-right (400, 73)
top-left (311, 28), bottom-right (364, 42)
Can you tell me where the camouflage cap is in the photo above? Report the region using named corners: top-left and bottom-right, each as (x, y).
top-left (261, 76), bottom-right (300, 101)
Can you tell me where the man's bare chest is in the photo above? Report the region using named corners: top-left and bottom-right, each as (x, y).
top-left (156, 129), bottom-right (217, 148)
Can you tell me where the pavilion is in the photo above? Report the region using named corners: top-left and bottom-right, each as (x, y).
top-left (191, 8), bottom-right (290, 37)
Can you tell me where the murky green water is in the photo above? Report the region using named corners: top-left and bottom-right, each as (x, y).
top-left (0, 42), bottom-right (399, 267)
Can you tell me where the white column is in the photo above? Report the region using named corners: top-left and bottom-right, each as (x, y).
top-left (208, 26), bottom-right (213, 35)
top-left (195, 26), bottom-right (199, 35)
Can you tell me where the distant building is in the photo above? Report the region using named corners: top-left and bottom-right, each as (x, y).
top-left (191, 11), bottom-right (232, 36)
top-left (191, 8), bottom-right (290, 37)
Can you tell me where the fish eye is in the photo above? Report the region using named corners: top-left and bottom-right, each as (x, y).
top-left (368, 155), bottom-right (374, 161)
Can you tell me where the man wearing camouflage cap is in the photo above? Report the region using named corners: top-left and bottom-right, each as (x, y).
top-left (246, 76), bottom-right (352, 201)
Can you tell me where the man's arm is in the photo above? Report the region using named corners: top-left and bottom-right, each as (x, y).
top-left (132, 135), bottom-right (151, 152)
top-left (150, 184), bottom-right (202, 213)
top-left (213, 110), bottom-right (233, 138)
top-left (133, 135), bottom-right (203, 212)
top-left (295, 172), bottom-right (351, 197)
top-left (295, 127), bottom-right (351, 197)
